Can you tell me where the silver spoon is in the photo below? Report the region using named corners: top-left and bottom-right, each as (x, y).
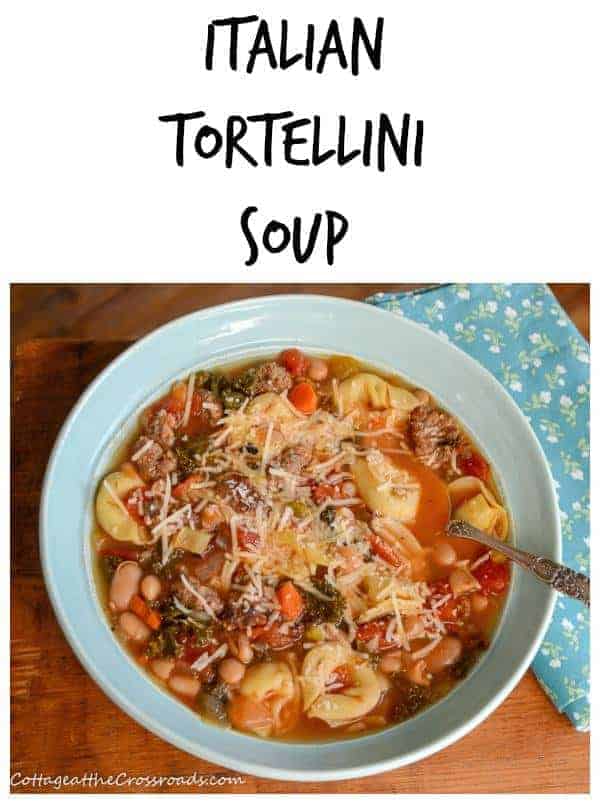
top-left (446, 520), bottom-right (590, 607)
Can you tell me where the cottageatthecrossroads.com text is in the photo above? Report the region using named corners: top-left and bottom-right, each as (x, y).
top-left (11, 771), bottom-right (246, 791)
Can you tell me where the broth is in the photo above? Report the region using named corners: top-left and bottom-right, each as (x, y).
top-left (92, 350), bottom-right (510, 741)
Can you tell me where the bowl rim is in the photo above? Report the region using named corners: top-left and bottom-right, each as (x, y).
top-left (39, 293), bottom-right (559, 782)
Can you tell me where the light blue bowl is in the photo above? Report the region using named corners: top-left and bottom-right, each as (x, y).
top-left (40, 295), bottom-right (559, 781)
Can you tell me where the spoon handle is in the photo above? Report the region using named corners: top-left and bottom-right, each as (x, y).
top-left (447, 520), bottom-right (590, 607)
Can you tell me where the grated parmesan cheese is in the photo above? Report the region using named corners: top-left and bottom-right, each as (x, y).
top-left (180, 573), bottom-right (218, 619)
top-left (190, 643), bottom-right (228, 672)
top-left (470, 551), bottom-right (491, 571)
top-left (410, 636), bottom-right (442, 660)
top-left (261, 422), bottom-right (274, 471)
top-left (131, 438), bottom-right (155, 462)
top-left (158, 473), bottom-right (172, 523)
top-left (181, 372), bottom-right (196, 429)
top-left (152, 503), bottom-right (191, 534)
top-left (102, 479), bottom-right (130, 517)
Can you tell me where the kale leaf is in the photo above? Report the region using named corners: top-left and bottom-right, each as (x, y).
top-left (392, 682), bottom-right (432, 721)
top-left (303, 577), bottom-right (345, 627)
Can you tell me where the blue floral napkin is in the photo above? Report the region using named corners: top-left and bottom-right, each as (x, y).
top-left (366, 284), bottom-right (590, 731)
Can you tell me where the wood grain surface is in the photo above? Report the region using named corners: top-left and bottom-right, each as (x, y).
top-left (10, 283), bottom-right (590, 345)
top-left (10, 285), bottom-right (590, 794)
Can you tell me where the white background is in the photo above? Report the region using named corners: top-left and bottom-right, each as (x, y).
top-left (2, 0), bottom-right (598, 281)
top-left (2, 4), bottom-right (597, 799)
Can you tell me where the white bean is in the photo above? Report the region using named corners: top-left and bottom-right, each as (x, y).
top-left (219, 658), bottom-right (246, 685)
top-left (308, 358), bottom-right (328, 382)
top-left (432, 541), bottom-right (457, 567)
top-left (140, 574), bottom-right (162, 602)
top-left (150, 658), bottom-right (175, 681)
top-left (118, 611), bottom-right (151, 642)
top-left (471, 592), bottom-right (489, 613)
top-left (168, 674), bottom-right (201, 698)
top-left (237, 634), bottom-right (253, 664)
top-left (380, 653), bottom-right (403, 674)
top-left (109, 562), bottom-right (143, 612)
top-left (449, 567), bottom-right (480, 597)
top-left (407, 659), bottom-right (431, 686)
top-left (425, 637), bottom-right (463, 674)
top-left (341, 481), bottom-right (357, 498)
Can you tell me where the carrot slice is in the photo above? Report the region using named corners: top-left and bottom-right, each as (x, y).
top-left (130, 594), bottom-right (149, 620)
top-left (277, 581), bottom-right (305, 620)
top-left (130, 594), bottom-right (161, 630)
top-left (145, 610), bottom-right (162, 631)
top-left (289, 382), bottom-right (318, 414)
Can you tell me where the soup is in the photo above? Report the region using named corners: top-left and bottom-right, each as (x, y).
top-left (93, 350), bottom-right (510, 741)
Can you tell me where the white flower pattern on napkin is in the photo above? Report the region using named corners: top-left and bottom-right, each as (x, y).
top-left (367, 283), bottom-right (590, 731)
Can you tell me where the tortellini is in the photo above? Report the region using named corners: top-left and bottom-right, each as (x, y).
top-left (448, 476), bottom-right (509, 540)
top-left (241, 660), bottom-right (294, 697)
top-left (172, 527), bottom-right (213, 555)
top-left (229, 392), bottom-right (297, 456)
top-left (300, 642), bottom-right (350, 711)
top-left (371, 517), bottom-right (424, 557)
top-left (237, 661), bottom-right (298, 737)
top-left (352, 455), bottom-right (420, 522)
top-left (301, 643), bottom-right (388, 725)
top-left (338, 372), bottom-right (420, 417)
top-left (95, 463), bottom-right (148, 544)
top-left (359, 572), bottom-right (425, 623)
top-left (246, 392), bottom-right (297, 422)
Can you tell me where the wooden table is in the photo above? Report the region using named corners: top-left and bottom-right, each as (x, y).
top-left (11, 286), bottom-right (590, 794)
top-left (10, 284), bottom-right (590, 343)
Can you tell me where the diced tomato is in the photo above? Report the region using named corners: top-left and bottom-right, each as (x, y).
top-left (236, 526), bottom-right (259, 551)
top-left (428, 580), bottom-right (470, 630)
top-left (457, 450), bottom-right (489, 481)
top-left (248, 624), bottom-right (268, 641)
top-left (180, 391), bottom-right (214, 437)
top-left (472, 559), bottom-right (509, 595)
top-left (312, 483), bottom-right (338, 504)
top-left (183, 645), bottom-right (209, 665)
top-left (180, 634), bottom-right (215, 665)
top-left (331, 663), bottom-right (354, 689)
top-left (99, 546), bottom-right (139, 561)
top-left (151, 382), bottom-right (187, 418)
top-left (183, 645), bottom-right (203, 663)
top-left (125, 492), bottom-right (145, 525)
top-left (279, 348), bottom-right (309, 377)
top-left (368, 532), bottom-right (406, 569)
top-left (172, 473), bottom-right (204, 501)
top-left (356, 619), bottom-right (396, 650)
top-left (249, 623), bottom-right (302, 650)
